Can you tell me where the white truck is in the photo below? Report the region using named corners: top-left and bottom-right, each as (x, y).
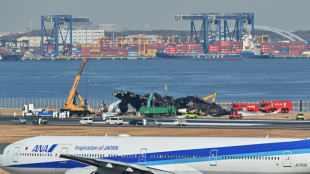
top-left (22, 104), bottom-right (43, 117)
top-left (174, 116), bottom-right (187, 126)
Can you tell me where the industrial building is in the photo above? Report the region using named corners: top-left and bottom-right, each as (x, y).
top-left (17, 37), bottom-right (43, 47)
top-left (59, 29), bottom-right (105, 44)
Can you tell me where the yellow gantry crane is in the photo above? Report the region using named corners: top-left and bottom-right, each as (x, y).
top-left (203, 92), bottom-right (217, 103)
top-left (61, 58), bottom-right (94, 116)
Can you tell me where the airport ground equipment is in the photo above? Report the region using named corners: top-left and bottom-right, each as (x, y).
top-left (139, 90), bottom-right (176, 117)
top-left (60, 58), bottom-right (94, 116)
top-left (296, 100), bottom-right (304, 120)
top-left (40, 15), bottom-right (91, 56)
top-left (231, 103), bottom-right (258, 112)
top-left (203, 92), bottom-right (216, 103)
top-left (174, 116), bottom-right (187, 126)
top-left (182, 112), bottom-right (198, 119)
top-left (229, 112), bottom-right (243, 119)
top-left (175, 13), bottom-right (254, 53)
top-left (22, 104), bottom-right (43, 117)
top-left (106, 117), bottom-right (123, 125)
top-left (79, 117), bottom-right (93, 125)
top-left (258, 99), bottom-right (292, 113)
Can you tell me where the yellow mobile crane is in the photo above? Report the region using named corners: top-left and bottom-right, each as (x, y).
top-left (60, 58), bottom-right (94, 116)
top-left (203, 92), bottom-right (216, 103)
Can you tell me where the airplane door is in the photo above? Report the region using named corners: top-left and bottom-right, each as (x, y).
top-left (12, 147), bottom-right (20, 163)
top-left (58, 145), bottom-right (70, 163)
top-left (283, 151), bottom-right (292, 167)
top-left (209, 149), bottom-right (218, 166)
top-left (139, 148), bottom-right (147, 165)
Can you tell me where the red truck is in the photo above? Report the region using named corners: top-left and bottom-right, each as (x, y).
top-left (258, 100), bottom-right (292, 113)
top-left (231, 103), bottom-right (259, 112)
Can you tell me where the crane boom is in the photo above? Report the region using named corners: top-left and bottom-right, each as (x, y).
top-left (147, 90), bottom-right (154, 108)
top-left (203, 92), bottom-right (216, 103)
top-left (62, 58), bottom-right (94, 116)
top-left (65, 58), bottom-right (88, 106)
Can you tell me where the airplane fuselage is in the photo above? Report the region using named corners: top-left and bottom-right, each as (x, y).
top-left (1, 136), bottom-right (310, 174)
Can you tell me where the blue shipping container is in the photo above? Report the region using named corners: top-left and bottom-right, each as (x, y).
top-left (279, 48), bottom-right (289, 53)
top-left (128, 52), bottom-right (138, 57)
top-left (128, 46), bottom-right (138, 50)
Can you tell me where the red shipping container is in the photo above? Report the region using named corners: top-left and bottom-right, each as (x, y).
top-left (176, 51), bottom-right (186, 54)
top-left (209, 47), bottom-right (219, 51)
top-left (220, 50), bottom-right (231, 54)
top-left (186, 44), bottom-right (197, 47)
top-left (220, 45), bottom-right (231, 49)
top-left (261, 43), bottom-right (271, 48)
top-left (209, 50), bottom-right (219, 54)
top-left (231, 41), bottom-right (242, 44)
top-left (220, 41), bottom-right (231, 47)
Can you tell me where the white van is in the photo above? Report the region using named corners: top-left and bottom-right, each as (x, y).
top-left (79, 117), bottom-right (93, 125)
top-left (106, 117), bottom-right (123, 125)
top-left (174, 116), bottom-right (187, 126)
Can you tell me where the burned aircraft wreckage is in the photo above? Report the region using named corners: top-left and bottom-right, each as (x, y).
top-left (112, 91), bottom-right (229, 116)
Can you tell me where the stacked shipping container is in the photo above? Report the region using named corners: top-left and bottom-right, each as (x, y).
top-left (165, 43), bottom-right (203, 54)
top-left (209, 42), bottom-right (220, 54)
top-left (260, 43), bottom-right (271, 53)
top-left (231, 41), bottom-right (243, 54)
top-left (220, 41), bottom-right (231, 54)
top-left (273, 41), bottom-right (306, 57)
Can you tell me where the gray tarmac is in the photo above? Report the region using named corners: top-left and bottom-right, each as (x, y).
top-left (1, 116), bottom-right (310, 129)
top-left (1, 116), bottom-right (310, 153)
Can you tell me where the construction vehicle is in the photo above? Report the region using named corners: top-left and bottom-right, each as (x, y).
top-left (203, 92), bottom-right (216, 103)
top-left (258, 99), bottom-right (292, 113)
top-left (139, 90), bottom-right (176, 117)
top-left (22, 104), bottom-right (43, 117)
top-left (231, 103), bottom-right (258, 112)
top-left (60, 58), bottom-right (94, 116)
top-left (296, 100), bottom-right (305, 120)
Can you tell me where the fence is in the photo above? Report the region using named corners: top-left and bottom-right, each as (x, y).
top-left (0, 98), bottom-right (117, 111)
top-left (0, 98), bottom-right (309, 112)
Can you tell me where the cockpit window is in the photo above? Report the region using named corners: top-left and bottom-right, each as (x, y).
top-left (0, 148), bottom-right (5, 155)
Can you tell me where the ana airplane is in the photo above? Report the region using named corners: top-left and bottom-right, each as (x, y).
top-left (1, 135), bottom-right (310, 174)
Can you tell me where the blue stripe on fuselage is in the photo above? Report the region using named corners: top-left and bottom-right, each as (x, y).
top-left (47, 144), bottom-right (57, 153)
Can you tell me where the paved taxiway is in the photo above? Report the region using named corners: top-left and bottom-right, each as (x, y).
top-left (1, 116), bottom-right (310, 130)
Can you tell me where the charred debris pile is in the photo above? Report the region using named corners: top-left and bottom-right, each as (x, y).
top-left (112, 91), bottom-right (229, 116)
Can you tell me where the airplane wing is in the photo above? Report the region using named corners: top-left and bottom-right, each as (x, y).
top-left (60, 154), bottom-right (173, 174)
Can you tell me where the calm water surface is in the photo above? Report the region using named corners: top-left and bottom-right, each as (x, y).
top-left (0, 59), bottom-right (309, 102)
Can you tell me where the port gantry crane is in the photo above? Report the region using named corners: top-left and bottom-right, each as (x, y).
top-left (40, 15), bottom-right (91, 57)
top-left (61, 58), bottom-right (94, 116)
top-left (174, 13), bottom-right (254, 53)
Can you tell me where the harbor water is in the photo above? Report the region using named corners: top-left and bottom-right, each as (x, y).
top-left (0, 59), bottom-right (310, 102)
